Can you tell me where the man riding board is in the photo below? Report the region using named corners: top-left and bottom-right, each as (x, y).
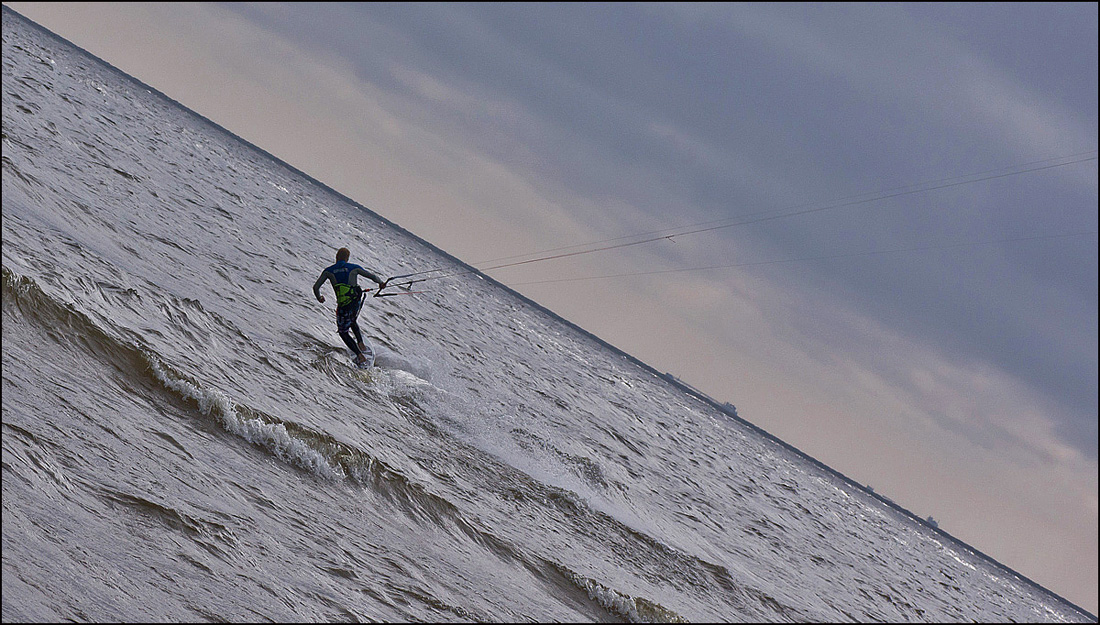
top-left (313, 247), bottom-right (387, 367)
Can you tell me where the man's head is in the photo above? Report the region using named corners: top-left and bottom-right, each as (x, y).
top-left (336, 247), bottom-right (350, 262)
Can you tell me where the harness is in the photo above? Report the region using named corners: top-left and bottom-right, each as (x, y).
top-left (333, 282), bottom-right (363, 308)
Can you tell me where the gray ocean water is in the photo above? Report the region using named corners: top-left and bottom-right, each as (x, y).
top-left (2, 9), bottom-right (1093, 623)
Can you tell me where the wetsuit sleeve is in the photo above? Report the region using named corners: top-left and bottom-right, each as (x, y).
top-left (351, 267), bottom-right (386, 287)
top-left (313, 271), bottom-right (333, 299)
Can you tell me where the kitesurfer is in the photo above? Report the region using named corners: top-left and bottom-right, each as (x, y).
top-left (313, 247), bottom-right (387, 367)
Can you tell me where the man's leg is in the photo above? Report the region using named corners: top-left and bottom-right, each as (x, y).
top-left (337, 306), bottom-right (364, 360)
top-left (351, 321), bottom-right (366, 351)
top-left (355, 325), bottom-right (374, 366)
top-left (339, 331), bottom-right (362, 355)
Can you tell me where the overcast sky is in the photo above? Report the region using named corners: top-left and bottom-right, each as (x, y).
top-left (6, 2), bottom-right (1096, 613)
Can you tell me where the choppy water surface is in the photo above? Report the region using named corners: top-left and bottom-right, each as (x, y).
top-left (2, 9), bottom-right (1092, 622)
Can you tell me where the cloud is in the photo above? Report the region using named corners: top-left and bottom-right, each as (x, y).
top-left (679, 4), bottom-right (1097, 163)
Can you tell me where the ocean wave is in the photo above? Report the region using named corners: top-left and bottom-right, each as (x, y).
top-left (556, 564), bottom-right (688, 623)
top-left (4, 264), bottom-right (474, 539)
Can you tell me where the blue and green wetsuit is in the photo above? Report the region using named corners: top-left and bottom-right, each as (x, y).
top-left (313, 259), bottom-right (386, 360)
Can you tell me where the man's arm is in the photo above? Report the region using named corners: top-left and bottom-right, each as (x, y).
top-left (352, 267), bottom-right (386, 288)
top-left (313, 271), bottom-right (332, 303)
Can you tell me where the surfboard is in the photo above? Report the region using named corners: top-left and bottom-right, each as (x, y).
top-left (355, 341), bottom-right (375, 369)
